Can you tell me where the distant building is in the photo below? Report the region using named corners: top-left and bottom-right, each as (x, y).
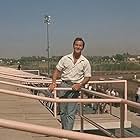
top-left (137, 56), bottom-right (140, 59)
top-left (128, 57), bottom-right (137, 62)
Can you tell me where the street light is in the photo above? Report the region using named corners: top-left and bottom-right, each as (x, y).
top-left (44, 15), bottom-right (51, 76)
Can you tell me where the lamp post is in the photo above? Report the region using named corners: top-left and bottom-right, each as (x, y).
top-left (44, 15), bottom-right (51, 76)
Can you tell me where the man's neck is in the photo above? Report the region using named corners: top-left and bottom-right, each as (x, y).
top-left (73, 52), bottom-right (81, 59)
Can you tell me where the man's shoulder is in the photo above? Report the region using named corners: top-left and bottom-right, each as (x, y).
top-left (59, 53), bottom-right (72, 61)
top-left (63, 53), bottom-right (72, 59)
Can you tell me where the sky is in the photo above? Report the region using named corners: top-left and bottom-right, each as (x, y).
top-left (0, 0), bottom-right (140, 58)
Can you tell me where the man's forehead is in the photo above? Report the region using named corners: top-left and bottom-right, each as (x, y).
top-left (74, 40), bottom-right (83, 44)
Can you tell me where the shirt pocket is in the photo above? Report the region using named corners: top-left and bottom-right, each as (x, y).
top-left (75, 63), bottom-right (84, 74)
top-left (63, 61), bottom-right (72, 71)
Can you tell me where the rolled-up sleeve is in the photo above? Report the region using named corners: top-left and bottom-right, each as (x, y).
top-left (56, 56), bottom-right (65, 71)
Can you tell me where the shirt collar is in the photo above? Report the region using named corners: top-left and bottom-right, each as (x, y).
top-left (67, 53), bottom-right (85, 61)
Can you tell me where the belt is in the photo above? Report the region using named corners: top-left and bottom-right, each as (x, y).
top-left (62, 80), bottom-right (73, 85)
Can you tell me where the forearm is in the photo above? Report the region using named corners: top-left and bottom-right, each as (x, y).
top-left (80, 77), bottom-right (91, 87)
top-left (52, 68), bottom-right (61, 83)
top-left (48, 68), bottom-right (61, 93)
top-left (72, 77), bottom-right (90, 91)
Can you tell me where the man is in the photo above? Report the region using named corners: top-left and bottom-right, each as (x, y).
top-left (48, 37), bottom-right (91, 132)
top-left (136, 85), bottom-right (140, 103)
top-left (17, 64), bottom-right (21, 70)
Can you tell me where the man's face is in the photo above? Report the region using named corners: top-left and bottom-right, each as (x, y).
top-left (73, 40), bottom-right (84, 54)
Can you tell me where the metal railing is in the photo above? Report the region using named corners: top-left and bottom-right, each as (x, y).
top-left (23, 69), bottom-right (40, 75)
top-left (0, 80), bottom-right (140, 139)
top-left (0, 118), bottom-right (139, 140)
top-left (0, 80), bottom-right (128, 119)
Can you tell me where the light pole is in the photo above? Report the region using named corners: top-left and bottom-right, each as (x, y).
top-left (44, 15), bottom-right (51, 76)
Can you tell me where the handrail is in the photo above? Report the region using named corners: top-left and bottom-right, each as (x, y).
top-left (0, 88), bottom-right (122, 103)
top-left (121, 99), bottom-right (140, 109)
top-left (0, 85), bottom-right (140, 138)
top-left (80, 115), bottom-right (116, 138)
top-left (0, 118), bottom-right (139, 140)
top-left (0, 80), bottom-right (140, 138)
top-left (0, 80), bottom-right (131, 123)
top-left (23, 69), bottom-right (40, 75)
top-left (0, 119), bottom-right (114, 140)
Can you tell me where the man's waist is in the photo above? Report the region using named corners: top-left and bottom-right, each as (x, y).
top-left (62, 80), bottom-right (74, 85)
top-left (61, 78), bottom-right (83, 84)
top-left (62, 80), bottom-right (83, 84)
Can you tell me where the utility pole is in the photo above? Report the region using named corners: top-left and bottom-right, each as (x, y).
top-left (44, 15), bottom-right (51, 76)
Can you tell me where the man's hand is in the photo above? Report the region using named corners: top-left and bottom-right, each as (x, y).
top-left (48, 83), bottom-right (57, 93)
top-left (72, 83), bottom-right (82, 91)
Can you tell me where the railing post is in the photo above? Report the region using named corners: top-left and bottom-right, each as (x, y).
top-left (97, 103), bottom-right (100, 114)
top-left (124, 80), bottom-right (127, 122)
top-left (32, 89), bottom-right (35, 95)
top-left (120, 102), bottom-right (125, 137)
top-left (37, 70), bottom-right (40, 76)
top-left (80, 91), bottom-right (84, 132)
top-left (53, 90), bottom-right (57, 118)
top-left (109, 103), bottom-right (112, 115)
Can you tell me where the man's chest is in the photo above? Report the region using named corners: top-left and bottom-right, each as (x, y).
top-left (63, 60), bottom-right (85, 72)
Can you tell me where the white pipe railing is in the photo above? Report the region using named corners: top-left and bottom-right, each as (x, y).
top-left (1, 118), bottom-right (139, 140)
top-left (23, 70), bottom-right (40, 75)
top-left (0, 88), bottom-right (122, 103)
top-left (0, 87), bottom-right (140, 138)
top-left (0, 89), bottom-right (140, 140)
top-left (84, 80), bottom-right (128, 121)
top-left (0, 79), bottom-right (128, 125)
top-left (0, 80), bottom-right (139, 138)
top-left (0, 86), bottom-right (139, 111)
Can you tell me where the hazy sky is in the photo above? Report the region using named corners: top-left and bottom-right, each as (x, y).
top-left (0, 0), bottom-right (140, 58)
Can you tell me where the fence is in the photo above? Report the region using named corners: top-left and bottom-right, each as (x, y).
top-left (0, 80), bottom-right (140, 139)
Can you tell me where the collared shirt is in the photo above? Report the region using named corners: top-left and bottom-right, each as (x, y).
top-left (56, 53), bottom-right (91, 83)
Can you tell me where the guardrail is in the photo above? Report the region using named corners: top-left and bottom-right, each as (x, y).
top-left (0, 80), bottom-right (139, 138)
top-left (0, 118), bottom-right (140, 140)
top-left (23, 69), bottom-right (40, 75)
top-left (0, 80), bottom-right (128, 120)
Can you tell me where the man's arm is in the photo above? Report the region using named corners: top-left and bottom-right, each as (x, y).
top-left (52, 68), bottom-right (61, 83)
top-left (48, 68), bottom-right (61, 92)
top-left (72, 77), bottom-right (91, 91)
top-left (80, 77), bottom-right (91, 87)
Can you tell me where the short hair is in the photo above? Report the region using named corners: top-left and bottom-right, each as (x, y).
top-left (73, 37), bottom-right (85, 48)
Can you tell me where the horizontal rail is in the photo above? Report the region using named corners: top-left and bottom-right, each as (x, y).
top-left (0, 118), bottom-right (111, 140)
top-left (0, 88), bottom-right (140, 109)
top-left (88, 80), bottom-right (127, 84)
top-left (81, 88), bottom-right (118, 99)
top-left (0, 88), bottom-right (121, 103)
top-left (0, 118), bottom-right (139, 140)
top-left (26, 79), bottom-right (126, 83)
top-left (0, 80), bottom-right (140, 139)
top-left (121, 99), bottom-right (140, 109)
top-left (23, 69), bottom-right (40, 75)
top-left (24, 79), bottom-right (126, 84)
top-left (80, 115), bottom-right (116, 138)
top-left (0, 80), bottom-right (70, 90)
top-left (0, 80), bottom-right (126, 92)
